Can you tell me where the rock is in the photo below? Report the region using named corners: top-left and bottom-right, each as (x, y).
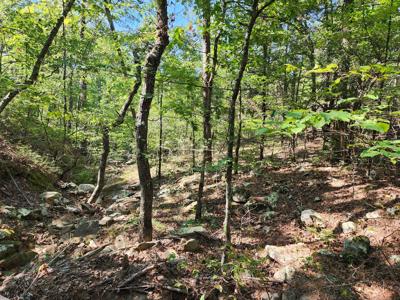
top-left (263, 226), bottom-right (271, 234)
top-left (0, 229), bottom-right (15, 241)
top-left (183, 239), bottom-right (200, 252)
top-left (176, 226), bottom-right (207, 237)
top-left (273, 265), bottom-right (296, 282)
top-left (341, 221), bottom-right (357, 234)
top-left (389, 255), bottom-right (400, 265)
top-left (233, 192), bottom-right (249, 204)
top-left (261, 292), bottom-right (281, 300)
top-left (301, 209), bottom-right (325, 227)
top-left (386, 206), bottom-right (400, 216)
top-left (182, 201), bottom-right (197, 213)
top-left (99, 216), bottom-right (113, 226)
top-left (178, 174), bottom-right (200, 190)
top-left (264, 243), bottom-right (312, 266)
top-left (112, 190), bottom-right (134, 201)
top-left (40, 205), bottom-right (49, 217)
top-left (74, 220), bottom-right (100, 237)
top-left (342, 236), bottom-right (371, 262)
top-left (106, 197), bottom-right (139, 215)
top-left (59, 182), bottom-right (77, 190)
top-left (0, 244), bottom-right (17, 260)
top-left (40, 191), bottom-right (62, 205)
top-left (17, 208), bottom-right (33, 219)
top-left (0, 251), bottom-right (36, 269)
top-left (314, 196), bottom-right (321, 203)
top-left (78, 184), bottom-right (95, 194)
top-left (365, 209), bottom-right (383, 219)
top-left (64, 206), bottom-right (81, 214)
top-left (135, 241), bottom-right (156, 251)
top-left (51, 218), bottom-right (73, 230)
top-left (262, 211), bottom-right (276, 220)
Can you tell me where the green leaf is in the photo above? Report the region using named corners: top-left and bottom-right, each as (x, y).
top-left (357, 120), bottom-right (389, 133)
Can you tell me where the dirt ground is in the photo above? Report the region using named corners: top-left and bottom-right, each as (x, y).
top-left (0, 139), bottom-right (399, 299)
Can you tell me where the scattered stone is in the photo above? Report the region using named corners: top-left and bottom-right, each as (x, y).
top-left (99, 216), bottom-right (113, 226)
top-left (73, 220), bottom-right (100, 237)
top-left (316, 249), bottom-right (336, 257)
top-left (78, 184), bottom-right (95, 194)
top-left (112, 190), bottom-right (134, 201)
top-left (301, 209), bottom-right (325, 227)
top-left (64, 206), bottom-right (81, 214)
top-left (389, 255), bottom-right (400, 265)
top-left (17, 208), bottom-right (33, 219)
top-left (0, 251), bottom-right (36, 269)
top-left (0, 244), bottom-right (17, 260)
top-left (263, 226), bottom-right (271, 234)
top-left (51, 218), bottom-right (73, 230)
top-left (183, 239), bottom-right (200, 252)
top-left (342, 221), bottom-right (357, 234)
top-left (273, 265), bottom-right (296, 282)
top-left (40, 205), bottom-right (49, 217)
top-left (264, 243), bottom-right (312, 266)
top-left (135, 241), bottom-right (157, 251)
top-left (365, 210), bottom-right (383, 219)
top-left (386, 206), bottom-right (400, 216)
top-left (176, 226), bottom-right (207, 237)
top-left (40, 191), bottom-right (62, 205)
top-left (59, 182), bottom-right (77, 190)
top-left (342, 236), bottom-right (371, 262)
top-left (314, 196), bottom-right (321, 203)
top-left (106, 197), bottom-right (139, 215)
top-left (261, 292), bottom-right (281, 300)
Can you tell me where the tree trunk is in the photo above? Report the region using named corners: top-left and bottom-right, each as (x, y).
top-left (135, 0), bottom-right (169, 242)
top-left (88, 127), bottom-right (110, 203)
top-left (0, 0), bottom-right (75, 114)
top-left (234, 90), bottom-right (243, 174)
top-left (158, 84), bottom-right (164, 182)
top-left (223, 0), bottom-right (275, 253)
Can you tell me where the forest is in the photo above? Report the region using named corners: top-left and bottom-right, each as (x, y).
top-left (0, 0), bottom-right (399, 299)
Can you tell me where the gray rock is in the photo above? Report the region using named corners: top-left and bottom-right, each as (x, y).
top-left (65, 206), bottom-right (81, 214)
top-left (341, 221), bottom-right (357, 234)
top-left (301, 209), bottom-right (325, 227)
top-left (73, 220), bottom-right (100, 237)
top-left (342, 236), bottom-right (371, 262)
top-left (365, 209), bottom-right (383, 219)
top-left (183, 239), bottom-right (200, 252)
top-left (112, 190), bottom-right (133, 201)
top-left (265, 243), bottom-right (311, 266)
top-left (99, 216), bottom-right (113, 226)
top-left (261, 292), bottom-right (281, 300)
top-left (135, 241), bottom-right (156, 251)
top-left (0, 243), bottom-right (17, 259)
top-left (386, 206), bottom-right (399, 216)
top-left (176, 226), bottom-right (207, 237)
top-left (273, 265), bottom-right (296, 282)
top-left (106, 197), bottom-right (139, 215)
top-left (78, 184), bottom-right (95, 194)
top-left (17, 208), bottom-right (33, 218)
top-left (263, 226), bottom-right (271, 234)
top-left (389, 255), bottom-right (400, 265)
top-left (40, 191), bottom-right (62, 205)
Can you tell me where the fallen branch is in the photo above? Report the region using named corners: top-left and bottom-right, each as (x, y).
top-left (118, 264), bottom-right (158, 288)
top-left (162, 286), bottom-right (188, 294)
top-left (77, 243), bottom-right (111, 261)
top-left (6, 167), bottom-right (32, 205)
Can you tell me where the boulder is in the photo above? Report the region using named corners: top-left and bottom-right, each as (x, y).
top-left (78, 184), bottom-right (95, 194)
top-left (106, 197), bottom-right (139, 215)
top-left (99, 216), bottom-right (114, 226)
top-left (74, 220), bottom-right (100, 237)
top-left (365, 209), bottom-right (383, 219)
top-left (264, 243), bottom-right (312, 266)
top-left (183, 239), bottom-right (200, 252)
top-left (341, 221), bottom-right (357, 234)
top-left (301, 209), bottom-right (325, 227)
top-left (135, 241), bottom-right (157, 251)
top-left (176, 226), bottom-right (207, 237)
top-left (0, 243), bottom-right (17, 260)
top-left (273, 265), bottom-right (296, 283)
top-left (40, 191), bottom-right (62, 205)
top-left (342, 236), bottom-right (371, 262)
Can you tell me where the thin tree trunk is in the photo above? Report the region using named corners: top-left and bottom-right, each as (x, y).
top-left (259, 44), bottom-right (268, 160)
top-left (234, 90), bottom-right (243, 174)
top-left (223, 0), bottom-right (276, 261)
top-left (196, 0), bottom-right (227, 221)
top-left (135, 0), bottom-right (169, 241)
top-left (0, 0), bottom-right (75, 114)
top-left (158, 84), bottom-right (164, 182)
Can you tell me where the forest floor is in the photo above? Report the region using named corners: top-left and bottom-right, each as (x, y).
top-left (1, 138), bottom-right (400, 300)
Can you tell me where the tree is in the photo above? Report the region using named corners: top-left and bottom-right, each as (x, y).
top-left (0, 0), bottom-right (75, 114)
top-left (136, 0), bottom-right (169, 241)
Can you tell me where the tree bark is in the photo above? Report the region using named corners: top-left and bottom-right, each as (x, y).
top-left (135, 0), bottom-right (169, 241)
top-left (158, 84), bottom-right (164, 181)
top-left (0, 0), bottom-right (75, 114)
top-left (223, 0), bottom-right (275, 255)
top-left (234, 90), bottom-right (243, 174)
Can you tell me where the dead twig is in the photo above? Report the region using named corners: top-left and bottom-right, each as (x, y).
top-left (162, 286), bottom-right (188, 294)
top-left (77, 243), bottom-right (111, 261)
top-left (118, 264), bottom-right (159, 288)
top-left (6, 166), bottom-right (32, 205)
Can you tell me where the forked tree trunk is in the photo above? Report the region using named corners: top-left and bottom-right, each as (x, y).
top-left (88, 4), bottom-right (142, 204)
top-left (0, 0), bottom-right (75, 114)
top-left (196, 0), bottom-right (227, 220)
top-left (135, 0), bottom-right (169, 241)
top-left (223, 0), bottom-right (275, 262)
